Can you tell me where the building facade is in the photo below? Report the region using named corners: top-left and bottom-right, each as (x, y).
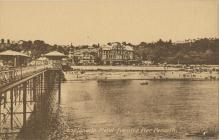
top-left (69, 47), bottom-right (97, 65)
top-left (99, 43), bottom-right (134, 65)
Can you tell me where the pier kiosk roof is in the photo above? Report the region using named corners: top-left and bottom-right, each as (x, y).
top-left (0, 50), bottom-right (29, 57)
top-left (0, 50), bottom-right (30, 67)
top-left (45, 51), bottom-right (66, 68)
top-left (45, 51), bottom-right (66, 60)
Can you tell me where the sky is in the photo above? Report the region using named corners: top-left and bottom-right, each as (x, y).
top-left (0, 0), bottom-right (218, 45)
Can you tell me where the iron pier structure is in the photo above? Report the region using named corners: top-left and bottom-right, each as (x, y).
top-left (0, 65), bottom-right (62, 138)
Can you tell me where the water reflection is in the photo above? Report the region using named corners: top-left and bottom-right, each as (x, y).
top-left (21, 80), bottom-right (219, 139)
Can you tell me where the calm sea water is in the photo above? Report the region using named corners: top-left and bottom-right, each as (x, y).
top-left (22, 80), bottom-right (219, 140)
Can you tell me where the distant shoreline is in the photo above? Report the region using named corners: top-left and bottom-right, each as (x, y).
top-left (71, 65), bottom-right (181, 71)
top-left (63, 69), bottom-right (219, 81)
top-left (70, 65), bottom-right (219, 72)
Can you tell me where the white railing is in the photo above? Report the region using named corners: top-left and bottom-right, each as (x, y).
top-left (0, 62), bottom-right (65, 87)
top-left (0, 65), bottom-right (52, 88)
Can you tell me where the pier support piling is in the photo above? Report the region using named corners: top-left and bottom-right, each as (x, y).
top-left (10, 88), bottom-right (13, 130)
top-left (58, 71), bottom-right (61, 104)
top-left (23, 82), bottom-right (27, 129)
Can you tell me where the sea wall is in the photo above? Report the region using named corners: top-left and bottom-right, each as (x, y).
top-left (71, 66), bottom-right (181, 71)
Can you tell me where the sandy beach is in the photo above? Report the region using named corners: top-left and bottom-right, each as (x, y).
top-left (64, 70), bottom-right (219, 81)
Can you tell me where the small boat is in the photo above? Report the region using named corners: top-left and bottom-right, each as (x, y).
top-left (140, 81), bottom-right (149, 85)
top-left (186, 129), bottom-right (216, 137)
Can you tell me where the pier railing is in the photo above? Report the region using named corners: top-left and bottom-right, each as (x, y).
top-left (0, 64), bottom-right (61, 88)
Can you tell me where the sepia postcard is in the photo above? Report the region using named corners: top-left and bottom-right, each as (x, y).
top-left (0, 0), bottom-right (219, 139)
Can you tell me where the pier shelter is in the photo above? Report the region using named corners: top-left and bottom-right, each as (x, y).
top-left (45, 51), bottom-right (66, 68)
top-left (0, 50), bottom-right (30, 67)
top-left (45, 51), bottom-right (66, 60)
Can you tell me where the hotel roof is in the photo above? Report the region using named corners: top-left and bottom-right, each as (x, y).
top-left (101, 44), bottom-right (133, 51)
top-left (124, 45), bottom-right (133, 51)
top-left (101, 45), bottom-right (113, 50)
